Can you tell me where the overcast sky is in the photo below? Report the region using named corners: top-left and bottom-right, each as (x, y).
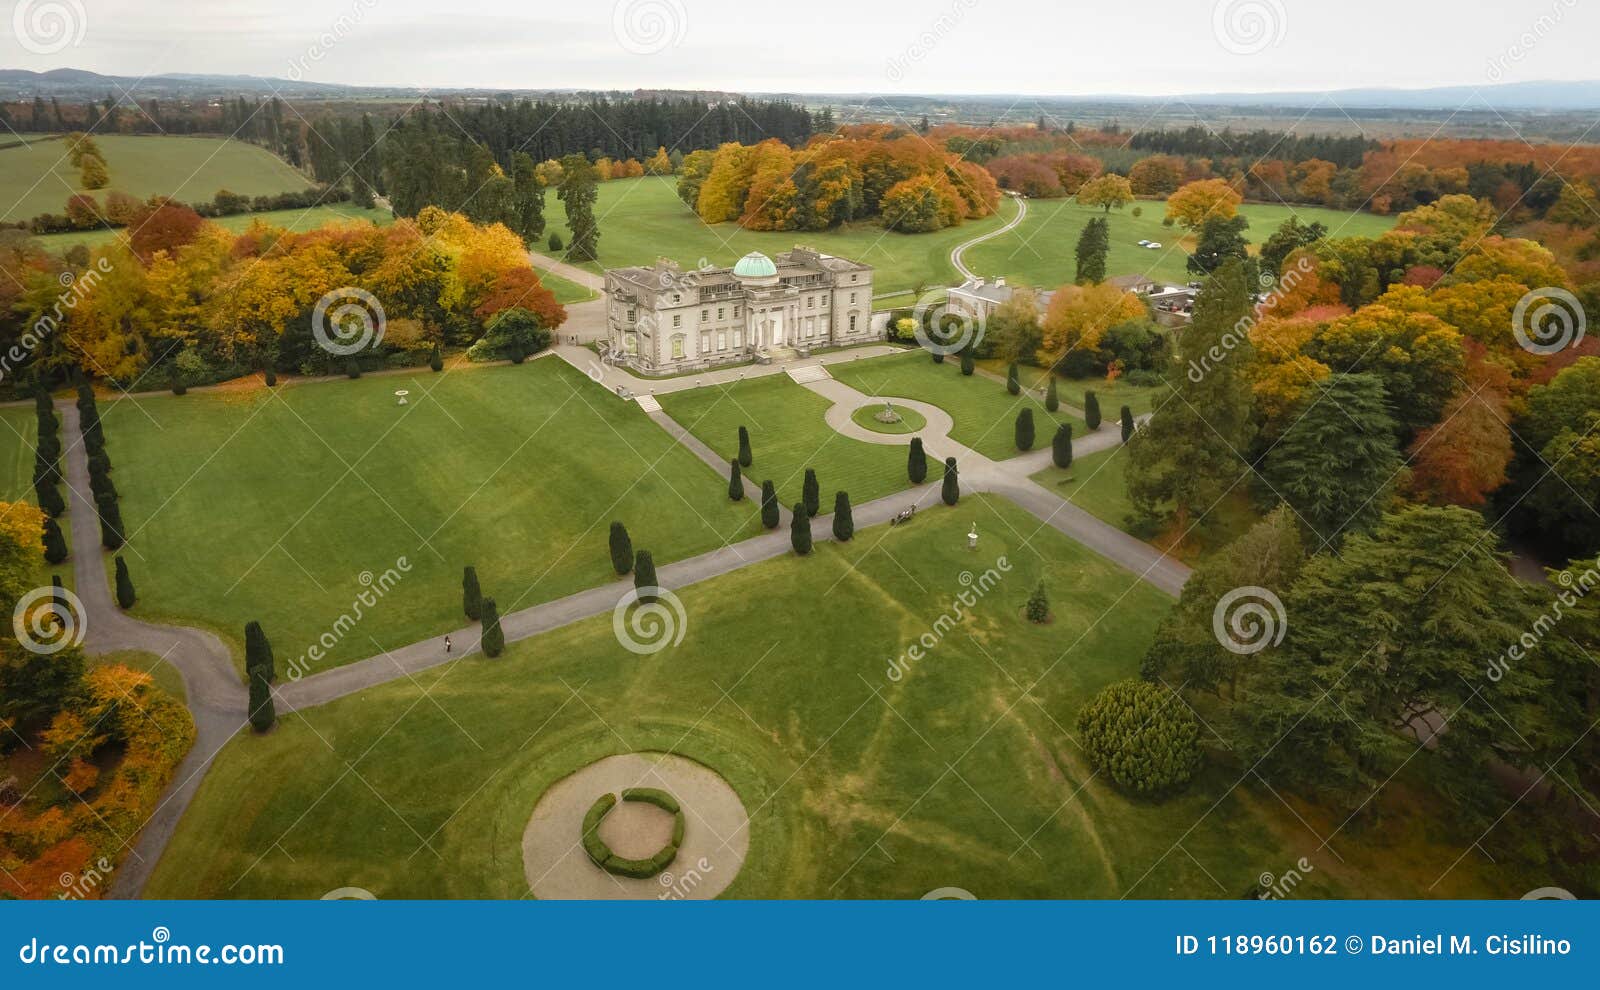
top-left (4, 0), bottom-right (1595, 95)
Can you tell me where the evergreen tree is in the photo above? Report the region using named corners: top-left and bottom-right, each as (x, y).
top-left (941, 457), bottom-right (960, 505)
top-left (265, 370), bottom-right (278, 387)
top-left (760, 481), bottom-right (780, 529)
top-left (790, 504), bottom-right (812, 555)
top-left (114, 555), bottom-right (135, 609)
top-left (1046, 377), bottom-right (1059, 412)
top-left (345, 358), bottom-right (361, 379)
top-left (244, 620), bottom-right (276, 682)
top-left (931, 350), bottom-right (945, 364)
top-left (737, 425), bottom-right (753, 467)
top-left (42, 516), bottom-right (68, 564)
top-left (1075, 216), bottom-right (1110, 284)
top-left (35, 481), bottom-right (64, 519)
top-left (1006, 362), bottom-right (1020, 395)
top-left (557, 154), bottom-right (600, 262)
top-left (1084, 390), bottom-right (1102, 429)
top-left (1026, 581), bottom-right (1051, 623)
top-left (960, 349), bottom-right (975, 376)
top-left (908, 437), bottom-right (928, 483)
top-left (462, 566), bottom-right (482, 620)
top-left (832, 491), bottom-right (854, 541)
top-left (728, 459), bottom-right (744, 501)
top-left (480, 597), bottom-right (505, 657)
top-left (1052, 423), bottom-right (1073, 468)
top-left (1188, 215), bottom-right (1253, 277)
top-left (429, 344), bottom-right (443, 372)
top-left (633, 550), bottom-right (659, 600)
top-left (248, 665), bottom-right (275, 733)
top-left (802, 468), bottom-right (820, 517)
top-left (609, 522), bottom-right (633, 574)
top-left (98, 501), bottom-right (124, 550)
top-left (1015, 409), bottom-right (1036, 451)
top-left (1120, 405), bottom-right (1135, 443)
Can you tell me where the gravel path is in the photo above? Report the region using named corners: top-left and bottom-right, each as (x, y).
top-left (950, 192), bottom-right (1028, 282)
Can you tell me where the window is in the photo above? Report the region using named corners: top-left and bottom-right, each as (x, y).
top-left (820, 297), bottom-right (828, 308)
top-left (849, 292), bottom-right (857, 305)
top-left (733, 306), bottom-right (741, 318)
top-left (701, 332), bottom-right (711, 353)
top-left (717, 307), bottom-right (725, 320)
top-left (732, 330), bottom-right (743, 348)
top-left (627, 308), bottom-right (636, 322)
top-left (672, 293), bottom-right (681, 303)
top-left (672, 314), bottom-right (682, 328)
top-left (625, 334), bottom-right (638, 354)
top-left (671, 335), bottom-right (685, 359)
top-left (849, 314), bottom-right (857, 332)
top-left (807, 297), bottom-right (815, 309)
top-left (718, 331), bottom-right (727, 350)
top-left (701, 309), bottom-right (709, 322)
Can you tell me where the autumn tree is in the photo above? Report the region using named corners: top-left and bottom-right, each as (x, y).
top-left (1076, 174), bottom-right (1133, 213)
top-left (1164, 178), bottom-right (1242, 230)
top-left (1306, 304), bottom-right (1464, 435)
top-left (1039, 283), bottom-right (1146, 372)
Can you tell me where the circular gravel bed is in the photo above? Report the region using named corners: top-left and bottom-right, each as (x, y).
top-left (849, 403), bottom-right (927, 435)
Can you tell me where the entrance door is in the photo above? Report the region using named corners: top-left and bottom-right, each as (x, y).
top-left (770, 310), bottom-right (785, 347)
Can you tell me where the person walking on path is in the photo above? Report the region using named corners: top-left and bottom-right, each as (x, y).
top-left (444, 635), bottom-right (452, 656)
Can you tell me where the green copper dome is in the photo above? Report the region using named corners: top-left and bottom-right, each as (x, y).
top-left (732, 252), bottom-right (777, 278)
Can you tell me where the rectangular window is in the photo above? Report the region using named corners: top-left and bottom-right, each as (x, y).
top-left (672, 314), bottom-right (681, 328)
top-left (672, 335), bottom-right (685, 359)
top-left (849, 314), bottom-right (857, 332)
top-left (718, 331), bottom-right (727, 350)
top-left (732, 330), bottom-right (743, 348)
top-left (807, 297), bottom-right (815, 309)
top-left (734, 306), bottom-right (741, 318)
top-left (821, 297), bottom-right (828, 308)
top-left (701, 309), bottom-right (709, 322)
top-left (701, 332), bottom-right (711, 353)
top-left (849, 292), bottom-right (857, 304)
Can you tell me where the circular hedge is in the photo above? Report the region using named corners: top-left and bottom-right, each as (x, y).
top-left (1076, 679), bottom-right (1202, 795)
top-left (850, 404), bottom-right (926, 435)
top-left (580, 787), bottom-right (685, 879)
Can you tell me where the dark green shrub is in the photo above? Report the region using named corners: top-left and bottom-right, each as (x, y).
top-left (98, 501), bottom-right (124, 550)
top-left (1046, 377), bottom-right (1060, 412)
top-left (1006, 362), bottom-right (1020, 395)
top-left (1121, 405), bottom-right (1135, 443)
top-left (114, 555), bottom-right (135, 609)
top-left (42, 516), bottom-right (68, 564)
top-left (265, 369), bottom-right (278, 387)
top-left (960, 349), bottom-right (975, 376)
top-left (623, 787), bottom-right (680, 813)
top-left (1026, 581), bottom-right (1050, 623)
top-left (1052, 423), bottom-right (1073, 468)
top-left (609, 522), bottom-right (633, 575)
top-left (1015, 408), bottom-right (1035, 451)
top-left (462, 566), bottom-right (482, 620)
top-left (802, 468), bottom-right (819, 517)
top-left (941, 457), bottom-right (959, 505)
top-left (429, 345), bottom-right (443, 372)
top-left (345, 358), bottom-right (361, 379)
top-left (244, 620), bottom-right (275, 681)
top-left (1084, 389), bottom-right (1101, 429)
top-left (548, 232), bottom-right (563, 252)
top-left (832, 491), bottom-right (853, 541)
top-left (790, 504), bottom-right (812, 555)
top-left (633, 551), bottom-right (659, 600)
top-left (248, 666), bottom-right (275, 732)
top-left (760, 481), bottom-right (779, 529)
top-left (480, 597), bottom-right (504, 657)
top-left (728, 459), bottom-right (744, 501)
top-left (908, 438), bottom-right (927, 484)
top-left (737, 426), bottom-right (753, 467)
top-left (1077, 679), bottom-right (1202, 795)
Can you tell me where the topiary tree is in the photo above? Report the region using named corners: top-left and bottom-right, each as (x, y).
top-left (548, 232), bottom-right (563, 252)
top-left (1006, 362), bottom-right (1020, 395)
top-left (1015, 408), bottom-right (1035, 451)
top-left (345, 358), bottom-right (361, 379)
top-left (244, 620), bottom-right (275, 682)
top-left (633, 550), bottom-right (659, 601)
top-left (960, 349), bottom-right (975, 376)
top-left (1077, 679), bottom-right (1202, 795)
top-left (169, 366), bottom-right (187, 396)
top-left (1025, 581), bottom-right (1050, 623)
top-left (1084, 389), bottom-right (1101, 430)
top-left (1052, 423), bottom-right (1073, 468)
top-left (609, 522), bottom-right (633, 575)
top-left (42, 516), bottom-right (68, 564)
top-left (832, 491), bottom-right (854, 541)
top-left (941, 457), bottom-right (960, 506)
top-left (728, 459), bottom-right (744, 501)
top-left (1120, 405), bottom-right (1135, 443)
top-left (480, 597), bottom-right (505, 657)
top-left (36, 482), bottom-right (64, 519)
top-left (908, 438), bottom-right (927, 484)
top-left (931, 350), bottom-right (945, 364)
top-left (760, 480), bottom-right (780, 529)
top-left (1046, 377), bottom-right (1059, 412)
top-left (248, 665), bottom-right (275, 733)
top-left (462, 566), bottom-right (482, 620)
top-left (802, 468), bottom-right (820, 517)
top-left (790, 503), bottom-right (812, 555)
top-left (265, 369), bottom-right (278, 387)
top-left (737, 425), bottom-right (753, 467)
top-left (98, 500), bottom-right (124, 550)
top-left (429, 344), bottom-right (443, 373)
top-left (114, 555), bottom-right (135, 609)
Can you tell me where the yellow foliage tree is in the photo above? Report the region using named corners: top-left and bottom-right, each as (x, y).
top-left (1039, 284), bottom-right (1146, 363)
top-left (1165, 178), bottom-right (1242, 230)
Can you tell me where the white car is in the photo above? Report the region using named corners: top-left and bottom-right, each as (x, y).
top-left (1136, 239), bottom-right (1152, 247)
top-left (1146, 241), bottom-right (1163, 249)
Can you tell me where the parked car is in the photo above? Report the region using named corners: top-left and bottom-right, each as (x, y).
top-left (1145, 241), bottom-right (1162, 249)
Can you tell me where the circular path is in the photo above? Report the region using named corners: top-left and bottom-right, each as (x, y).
top-left (522, 752), bottom-right (749, 900)
top-left (808, 378), bottom-right (958, 447)
top-left (849, 403), bottom-right (927, 435)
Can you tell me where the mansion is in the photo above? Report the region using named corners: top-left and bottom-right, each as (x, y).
top-left (602, 249), bottom-right (877, 374)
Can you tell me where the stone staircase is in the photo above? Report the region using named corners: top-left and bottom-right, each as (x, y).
top-left (634, 394), bottom-right (662, 413)
top-left (786, 364), bottom-right (832, 385)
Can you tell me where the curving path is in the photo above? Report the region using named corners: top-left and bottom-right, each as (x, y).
top-left (950, 192), bottom-right (1028, 282)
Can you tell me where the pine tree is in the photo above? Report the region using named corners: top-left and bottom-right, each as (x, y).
top-left (1052, 423), bottom-right (1073, 468)
top-left (1075, 216), bottom-right (1110, 285)
top-left (832, 491), bottom-right (854, 541)
top-left (42, 516), bottom-right (68, 564)
top-left (1026, 581), bottom-right (1051, 623)
top-left (1084, 390), bottom-right (1102, 430)
top-left (633, 551), bottom-right (658, 600)
top-left (802, 468), bottom-right (820, 517)
top-left (609, 522), bottom-right (633, 575)
top-left (1046, 377), bottom-right (1059, 412)
top-left (244, 620), bottom-right (276, 682)
top-left (790, 504), bottom-right (812, 555)
top-left (1006, 362), bottom-right (1020, 395)
top-left (960, 349), bottom-right (975, 376)
top-left (248, 665), bottom-right (275, 733)
top-left (941, 457), bottom-right (960, 505)
top-left (908, 438), bottom-right (927, 484)
top-left (737, 425), bottom-right (753, 467)
top-left (1121, 405), bottom-right (1135, 443)
top-left (1015, 409), bottom-right (1036, 451)
top-left (114, 555), bottom-right (135, 609)
top-left (480, 597), bottom-right (505, 657)
top-left (760, 481), bottom-right (780, 529)
top-left (462, 566), bottom-right (482, 620)
top-left (728, 459), bottom-right (744, 501)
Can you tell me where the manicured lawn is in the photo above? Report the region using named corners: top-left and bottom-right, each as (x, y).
top-left (99, 358), bottom-right (754, 673)
top-left (32, 204), bottom-right (395, 253)
top-left (146, 497), bottom-right (1511, 899)
top-left (549, 176), bottom-right (1019, 296)
top-left (0, 134), bottom-right (313, 224)
top-left (830, 351), bottom-right (1080, 460)
top-left (964, 198), bottom-right (1395, 289)
top-left (974, 360), bottom-right (1169, 418)
top-left (0, 406), bottom-right (38, 503)
top-left (850, 404), bottom-right (925, 435)
top-left (658, 374), bottom-right (908, 508)
top-left (536, 269), bottom-right (599, 305)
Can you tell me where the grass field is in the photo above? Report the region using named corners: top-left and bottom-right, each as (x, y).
top-left (99, 358), bottom-right (755, 673)
top-left (658, 374), bottom-right (909, 508)
top-left (964, 198), bottom-right (1397, 289)
top-left (0, 134), bottom-right (314, 224)
top-left (830, 351), bottom-right (1080, 460)
top-left (144, 497), bottom-right (1511, 899)
top-left (536, 269), bottom-right (600, 305)
top-left (974, 359), bottom-right (1169, 418)
top-left (32, 204), bottom-right (395, 253)
top-left (549, 176), bottom-right (1018, 297)
top-left (0, 406), bottom-right (38, 503)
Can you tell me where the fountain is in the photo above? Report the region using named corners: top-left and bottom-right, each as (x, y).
top-left (874, 400), bottom-right (903, 425)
